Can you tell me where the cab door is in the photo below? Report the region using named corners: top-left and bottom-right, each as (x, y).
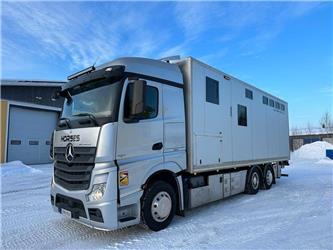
top-left (116, 78), bottom-right (164, 188)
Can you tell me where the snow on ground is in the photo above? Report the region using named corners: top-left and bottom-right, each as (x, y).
top-left (291, 141), bottom-right (333, 162)
top-left (1, 142), bottom-right (333, 249)
top-left (1, 161), bottom-right (42, 177)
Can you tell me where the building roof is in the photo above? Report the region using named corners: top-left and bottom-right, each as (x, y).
top-left (1, 79), bottom-right (66, 87)
top-left (290, 127), bottom-right (333, 136)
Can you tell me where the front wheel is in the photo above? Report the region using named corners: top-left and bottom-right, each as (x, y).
top-left (141, 181), bottom-right (176, 231)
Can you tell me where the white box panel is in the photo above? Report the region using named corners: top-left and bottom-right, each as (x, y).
top-left (176, 57), bottom-right (289, 173)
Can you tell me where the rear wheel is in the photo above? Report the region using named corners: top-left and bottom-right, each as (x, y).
top-left (141, 181), bottom-right (176, 231)
top-left (263, 165), bottom-right (274, 190)
top-left (245, 167), bottom-right (261, 194)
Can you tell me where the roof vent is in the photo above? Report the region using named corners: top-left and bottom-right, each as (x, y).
top-left (160, 55), bottom-right (181, 63)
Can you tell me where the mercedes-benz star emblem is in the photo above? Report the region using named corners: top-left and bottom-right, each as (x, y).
top-left (65, 143), bottom-right (75, 163)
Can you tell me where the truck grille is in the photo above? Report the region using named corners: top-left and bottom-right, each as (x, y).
top-left (54, 147), bottom-right (96, 190)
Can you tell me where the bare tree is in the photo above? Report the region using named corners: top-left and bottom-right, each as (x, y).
top-left (306, 122), bottom-right (314, 135)
top-left (290, 126), bottom-right (300, 135)
top-left (320, 111), bottom-right (333, 133)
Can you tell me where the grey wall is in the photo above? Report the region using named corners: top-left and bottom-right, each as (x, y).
top-left (7, 106), bottom-right (59, 164)
top-left (1, 86), bottom-right (64, 108)
top-left (289, 133), bottom-right (333, 151)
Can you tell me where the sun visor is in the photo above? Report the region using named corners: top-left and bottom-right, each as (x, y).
top-left (62, 65), bottom-right (125, 91)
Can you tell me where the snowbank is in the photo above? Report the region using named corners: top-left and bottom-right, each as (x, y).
top-left (0, 161), bottom-right (42, 177)
top-left (315, 158), bottom-right (333, 166)
top-left (291, 141), bottom-right (333, 162)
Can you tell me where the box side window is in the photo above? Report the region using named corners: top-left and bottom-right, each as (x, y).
top-left (206, 77), bottom-right (219, 105)
top-left (263, 96), bottom-right (268, 105)
top-left (269, 99), bottom-right (274, 107)
top-left (245, 89), bottom-right (253, 100)
top-left (238, 104), bottom-right (247, 126)
top-left (281, 104), bottom-right (285, 111)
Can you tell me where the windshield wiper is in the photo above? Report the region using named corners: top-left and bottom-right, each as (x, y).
top-left (73, 113), bottom-right (98, 126)
top-left (59, 117), bottom-right (72, 128)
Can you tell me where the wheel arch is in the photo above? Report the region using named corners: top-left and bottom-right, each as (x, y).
top-left (141, 162), bottom-right (184, 215)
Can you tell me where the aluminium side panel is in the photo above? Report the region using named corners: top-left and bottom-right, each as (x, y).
top-left (280, 102), bottom-right (288, 160)
top-left (162, 82), bottom-right (187, 170)
top-left (176, 57), bottom-right (289, 174)
top-left (177, 58), bottom-right (194, 173)
top-left (230, 170), bottom-right (247, 195)
top-left (189, 174), bottom-right (223, 208)
top-left (265, 98), bottom-right (289, 160)
top-left (190, 58), bottom-right (233, 171)
top-left (272, 107), bottom-right (280, 158)
top-left (231, 77), bottom-right (289, 162)
top-left (266, 96), bottom-right (278, 159)
top-left (231, 78), bottom-right (253, 162)
top-left (223, 173), bottom-right (231, 197)
top-left (251, 88), bottom-right (268, 160)
top-left (192, 60), bottom-right (221, 168)
top-left (283, 104), bottom-right (290, 158)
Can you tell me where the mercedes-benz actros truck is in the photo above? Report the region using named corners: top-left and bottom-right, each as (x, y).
top-left (50, 56), bottom-right (289, 231)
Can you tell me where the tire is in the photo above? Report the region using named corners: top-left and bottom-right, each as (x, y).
top-left (263, 165), bottom-right (274, 190)
top-left (245, 167), bottom-right (261, 194)
top-left (141, 181), bottom-right (176, 231)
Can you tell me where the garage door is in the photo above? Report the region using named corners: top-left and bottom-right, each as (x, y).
top-left (7, 106), bottom-right (58, 164)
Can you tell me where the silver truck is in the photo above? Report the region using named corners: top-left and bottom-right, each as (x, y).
top-left (51, 56), bottom-right (289, 231)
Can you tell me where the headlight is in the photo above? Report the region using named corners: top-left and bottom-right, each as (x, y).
top-left (87, 183), bottom-right (106, 202)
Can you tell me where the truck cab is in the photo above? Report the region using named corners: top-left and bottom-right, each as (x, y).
top-left (51, 57), bottom-right (186, 231)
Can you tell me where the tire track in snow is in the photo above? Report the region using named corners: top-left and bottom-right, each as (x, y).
top-left (2, 185), bottom-right (49, 195)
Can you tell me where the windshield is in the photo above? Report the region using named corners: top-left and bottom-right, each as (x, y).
top-left (61, 79), bottom-right (123, 123)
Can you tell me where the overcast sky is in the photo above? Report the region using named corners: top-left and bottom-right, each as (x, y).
top-left (1, 1), bottom-right (332, 128)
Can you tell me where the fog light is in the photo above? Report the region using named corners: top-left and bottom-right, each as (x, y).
top-left (87, 183), bottom-right (106, 202)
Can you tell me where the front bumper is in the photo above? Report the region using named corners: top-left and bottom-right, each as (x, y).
top-left (50, 163), bottom-right (119, 231)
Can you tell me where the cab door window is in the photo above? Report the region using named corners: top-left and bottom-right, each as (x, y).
top-left (124, 83), bottom-right (158, 120)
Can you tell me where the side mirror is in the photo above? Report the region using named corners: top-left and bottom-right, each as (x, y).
top-left (129, 80), bottom-right (147, 118)
top-left (57, 89), bottom-right (72, 104)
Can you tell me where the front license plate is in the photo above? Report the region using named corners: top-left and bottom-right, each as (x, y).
top-left (62, 209), bottom-right (72, 218)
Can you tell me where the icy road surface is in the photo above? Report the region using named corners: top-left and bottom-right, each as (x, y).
top-left (1, 157), bottom-right (333, 249)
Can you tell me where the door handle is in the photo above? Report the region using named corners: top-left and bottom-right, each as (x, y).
top-left (152, 142), bottom-right (163, 150)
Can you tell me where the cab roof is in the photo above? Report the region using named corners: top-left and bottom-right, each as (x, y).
top-left (97, 57), bottom-right (183, 85)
